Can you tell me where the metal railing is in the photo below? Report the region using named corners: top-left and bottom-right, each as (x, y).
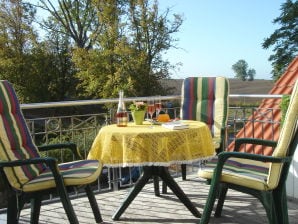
top-left (0, 93), bottom-right (285, 212)
top-left (19, 94), bottom-right (283, 191)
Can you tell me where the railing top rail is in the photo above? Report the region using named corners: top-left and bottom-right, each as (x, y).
top-left (20, 95), bottom-right (181, 110)
top-left (20, 94), bottom-right (282, 110)
top-left (229, 94), bottom-right (282, 98)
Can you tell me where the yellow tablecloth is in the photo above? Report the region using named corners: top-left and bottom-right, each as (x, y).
top-left (88, 120), bottom-right (215, 167)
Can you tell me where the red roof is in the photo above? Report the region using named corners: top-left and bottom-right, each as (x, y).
top-left (228, 56), bottom-right (298, 155)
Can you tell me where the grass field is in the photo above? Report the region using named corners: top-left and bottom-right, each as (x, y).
top-left (161, 78), bottom-right (275, 106)
top-left (162, 78), bottom-right (275, 95)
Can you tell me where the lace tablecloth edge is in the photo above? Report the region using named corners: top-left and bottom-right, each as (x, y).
top-left (100, 154), bottom-right (216, 168)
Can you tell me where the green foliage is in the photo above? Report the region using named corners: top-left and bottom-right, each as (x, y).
top-left (40, 32), bottom-right (78, 101)
top-left (280, 94), bottom-right (290, 126)
top-left (262, 0), bottom-right (298, 81)
top-left (39, 128), bottom-right (99, 162)
top-left (0, 0), bottom-right (183, 102)
top-left (232, 59), bottom-right (256, 81)
top-left (36, 0), bottom-right (101, 49)
top-left (38, 133), bottom-right (72, 162)
top-left (129, 102), bottom-right (147, 111)
top-left (0, 0), bottom-right (77, 103)
top-left (0, 0), bottom-right (37, 102)
top-left (247, 69), bottom-right (256, 81)
top-left (73, 0), bottom-right (183, 98)
top-left (127, 0), bottom-right (183, 96)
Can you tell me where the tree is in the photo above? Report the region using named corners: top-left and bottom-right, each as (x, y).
top-left (29, 0), bottom-right (102, 49)
top-left (39, 29), bottom-right (78, 101)
top-left (0, 0), bottom-right (77, 102)
top-left (246, 68), bottom-right (256, 81)
top-left (262, 0), bottom-right (298, 81)
top-left (232, 59), bottom-right (256, 81)
top-left (5, 0), bottom-right (183, 101)
top-left (73, 0), bottom-right (183, 98)
top-left (127, 0), bottom-right (183, 96)
top-left (73, 0), bottom-right (131, 99)
top-left (0, 0), bottom-right (40, 102)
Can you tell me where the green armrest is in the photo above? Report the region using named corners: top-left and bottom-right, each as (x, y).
top-left (234, 138), bottom-right (277, 152)
top-left (38, 142), bottom-right (82, 160)
top-left (0, 157), bottom-right (57, 168)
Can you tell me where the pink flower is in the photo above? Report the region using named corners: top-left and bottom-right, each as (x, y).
top-left (129, 102), bottom-right (147, 111)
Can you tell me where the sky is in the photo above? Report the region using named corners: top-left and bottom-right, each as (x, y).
top-left (158, 0), bottom-right (285, 80)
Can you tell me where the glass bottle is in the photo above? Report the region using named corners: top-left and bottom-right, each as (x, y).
top-left (116, 90), bottom-right (128, 127)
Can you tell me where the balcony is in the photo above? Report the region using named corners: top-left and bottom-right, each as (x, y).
top-left (0, 94), bottom-right (297, 223)
top-left (0, 173), bottom-right (297, 223)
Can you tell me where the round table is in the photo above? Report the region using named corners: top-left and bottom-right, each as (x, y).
top-left (88, 120), bottom-right (215, 167)
top-left (88, 120), bottom-right (215, 220)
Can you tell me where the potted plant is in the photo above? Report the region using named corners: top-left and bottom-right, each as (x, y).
top-left (129, 102), bottom-right (147, 125)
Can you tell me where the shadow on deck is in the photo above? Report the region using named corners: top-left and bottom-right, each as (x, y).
top-left (1, 174), bottom-right (297, 224)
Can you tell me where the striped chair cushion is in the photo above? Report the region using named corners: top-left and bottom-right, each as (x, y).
top-left (198, 157), bottom-right (270, 191)
top-left (0, 80), bottom-right (45, 190)
top-left (22, 159), bottom-right (103, 192)
top-left (268, 80), bottom-right (298, 189)
top-left (199, 81), bottom-right (298, 191)
top-left (0, 80), bottom-right (103, 192)
top-left (181, 77), bottom-right (229, 148)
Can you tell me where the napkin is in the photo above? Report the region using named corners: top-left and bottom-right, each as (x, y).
top-left (162, 121), bottom-right (189, 130)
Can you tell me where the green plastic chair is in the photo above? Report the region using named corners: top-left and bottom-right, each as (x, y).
top-left (0, 80), bottom-right (103, 224)
top-left (180, 76), bottom-right (230, 180)
top-left (158, 76), bottom-right (230, 195)
top-left (198, 80), bottom-right (298, 224)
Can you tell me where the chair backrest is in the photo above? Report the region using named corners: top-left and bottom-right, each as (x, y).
top-left (180, 77), bottom-right (229, 139)
top-left (268, 80), bottom-right (298, 189)
top-left (0, 80), bottom-right (44, 190)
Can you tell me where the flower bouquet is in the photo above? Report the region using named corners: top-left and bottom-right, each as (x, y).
top-left (129, 102), bottom-right (147, 125)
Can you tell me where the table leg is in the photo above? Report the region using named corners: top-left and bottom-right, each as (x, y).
top-left (162, 179), bottom-right (168, 194)
top-left (158, 167), bottom-right (201, 218)
top-left (153, 175), bottom-right (160, 196)
top-left (112, 167), bottom-right (119, 191)
top-left (112, 167), bottom-right (152, 220)
top-left (112, 166), bottom-right (200, 220)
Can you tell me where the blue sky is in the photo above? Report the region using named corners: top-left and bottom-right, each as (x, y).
top-left (158, 0), bottom-right (285, 80)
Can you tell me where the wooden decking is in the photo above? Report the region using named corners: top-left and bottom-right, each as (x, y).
top-left (0, 174), bottom-right (297, 224)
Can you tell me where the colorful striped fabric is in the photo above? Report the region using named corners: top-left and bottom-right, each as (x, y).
top-left (199, 80), bottom-right (298, 191)
top-left (268, 80), bottom-right (298, 189)
top-left (0, 80), bottom-right (102, 192)
top-left (199, 157), bottom-right (271, 190)
top-left (203, 157), bottom-right (269, 181)
top-left (181, 77), bottom-right (229, 147)
top-left (23, 160), bottom-right (102, 192)
top-left (0, 80), bottom-right (44, 190)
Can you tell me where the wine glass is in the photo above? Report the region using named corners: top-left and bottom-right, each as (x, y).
top-left (155, 96), bottom-right (162, 119)
top-left (147, 99), bottom-right (155, 123)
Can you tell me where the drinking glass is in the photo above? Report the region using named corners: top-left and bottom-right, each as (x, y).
top-left (147, 99), bottom-right (155, 122)
top-left (155, 96), bottom-right (162, 118)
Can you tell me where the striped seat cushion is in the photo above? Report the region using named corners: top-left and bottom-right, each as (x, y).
top-left (198, 157), bottom-right (270, 191)
top-left (181, 77), bottom-right (229, 148)
top-left (0, 80), bottom-right (103, 192)
top-left (22, 159), bottom-right (102, 192)
top-left (0, 81), bottom-right (45, 189)
top-left (199, 81), bottom-right (298, 191)
top-left (267, 80), bottom-right (298, 189)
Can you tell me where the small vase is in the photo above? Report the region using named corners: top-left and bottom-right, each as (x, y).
top-left (131, 111), bottom-right (146, 125)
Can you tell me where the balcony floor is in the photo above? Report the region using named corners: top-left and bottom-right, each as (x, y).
top-left (1, 173), bottom-right (298, 224)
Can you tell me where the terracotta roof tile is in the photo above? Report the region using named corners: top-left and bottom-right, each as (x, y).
top-left (228, 56), bottom-right (298, 154)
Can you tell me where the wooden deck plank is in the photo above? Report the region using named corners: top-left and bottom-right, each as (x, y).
top-left (1, 174), bottom-right (297, 224)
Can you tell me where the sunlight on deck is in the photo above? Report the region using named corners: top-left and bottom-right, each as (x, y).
top-left (1, 174), bottom-right (297, 224)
